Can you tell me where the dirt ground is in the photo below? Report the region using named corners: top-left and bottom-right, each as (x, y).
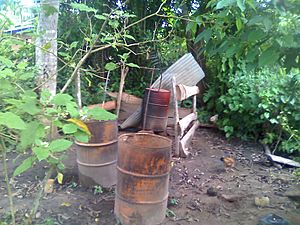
top-left (1, 128), bottom-right (299, 225)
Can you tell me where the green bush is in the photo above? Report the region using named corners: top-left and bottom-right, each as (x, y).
top-left (215, 68), bottom-right (300, 154)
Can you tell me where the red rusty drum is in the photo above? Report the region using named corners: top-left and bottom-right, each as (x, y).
top-left (142, 88), bottom-right (171, 132)
top-left (115, 133), bottom-right (172, 225)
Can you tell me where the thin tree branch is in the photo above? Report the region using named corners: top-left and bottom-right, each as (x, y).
top-left (124, 0), bottom-right (167, 30)
top-left (24, 166), bottom-right (55, 225)
top-left (60, 18), bottom-right (111, 93)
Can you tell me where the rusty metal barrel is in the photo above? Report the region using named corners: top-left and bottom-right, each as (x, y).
top-left (115, 133), bottom-right (172, 225)
top-left (76, 119), bottom-right (118, 187)
top-left (142, 88), bottom-right (171, 132)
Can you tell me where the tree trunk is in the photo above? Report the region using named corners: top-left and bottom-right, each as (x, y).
top-left (36, 0), bottom-right (59, 96)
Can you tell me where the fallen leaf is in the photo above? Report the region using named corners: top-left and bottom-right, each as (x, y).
top-left (61, 202), bottom-right (71, 207)
top-left (57, 172), bottom-right (63, 184)
top-left (44, 179), bottom-right (55, 193)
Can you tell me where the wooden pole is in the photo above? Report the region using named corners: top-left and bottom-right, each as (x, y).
top-left (172, 76), bottom-right (180, 156)
top-left (116, 66), bottom-right (129, 117)
top-left (75, 69), bottom-right (82, 108)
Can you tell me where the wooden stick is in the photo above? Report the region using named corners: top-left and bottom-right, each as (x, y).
top-left (172, 77), bottom-right (180, 156)
top-left (75, 69), bottom-right (82, 108)
top-left (116, 66), bottom-right (129, 117)
top-left (193, 95), bottom-right (197, 113)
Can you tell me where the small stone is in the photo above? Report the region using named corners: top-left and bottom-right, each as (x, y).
top-left (207, 187), bottom-right (218, 197)
top-left (255, 196), bottom-right (270, 207)
top-left (35, 211), bottom-right (41, 219)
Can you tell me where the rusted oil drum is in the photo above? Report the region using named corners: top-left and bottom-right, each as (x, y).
top-left (76, 119), bottom-right (118, 187)
top-left (142, 88), bottom-right (171, 132)
top-left (115, 133), bottom-right (172, 225)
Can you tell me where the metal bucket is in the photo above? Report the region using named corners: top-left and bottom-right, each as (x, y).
top-left (115, 133), bottom-right (172, 225)
top-left (142, 88), bottom-right (171, 132)
top-left (76, 119), bottom-right (118, 187)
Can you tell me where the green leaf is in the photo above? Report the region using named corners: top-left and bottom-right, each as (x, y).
top-left (0, 68), bottom-right (14, 78)
top-left (0, 56), bottom-right (14, 68)
top-left (108, 20), bottom-right (119, 29)
top-left (124, 34), bottom-right (136, 41)
top-left (70, 3), bottom-right (97, 13)
top-left (48, 139), bottom-right (73, 153)
top-left (216, 0), bottom-right (235, 9)
top-left (248, 29), bottom-right (267, 42)
top-left (62, 123), bottom-right (78, 134)
top-left (259, 47), bottom-right (280, 67)
top-left (126, 63), bottom-right (140, 68)
top-left (66, 103), bottom-right (79, 118)
top-left (74, 130), bottom-right (89, 143)
top-left (246, 48), bottom-right (259, 62)
top-left (33, 147), bottom-right (50, 161)
top-left (246, 0), bottom-right (256, 10)
top-left (263, 18), bottom-right (272, 31)
top-left (269, 118), bottom-right (278, 124)
top-left (264, 112), bottom-right (270, 119)
top-left (19, 122), bottom-right (45, 150)
top-left (0, 112), bottom-right (26, 130)
top-left (105, 62), bottom-right (117, 71)
top-left (22, 97), bottom-right (41, 115)
top-left (194, 29), bottom-right (212, 43)
top-left (186, 22), bottom-right (197, 35)
top-left (42, 42), bottom-right (52, 53)
top-left (70, 41), bottom-right (78, 49)
top-left (95, 14), bottom-right (106, 20)
top-left (236, 18), bottom-right (243, 31)
top-left (225, 45), bottom-right (238, 57)
top-left (13, 156), bottom-right (36, 177)
top-left (19, 72), bottom-right (34, 80)
top-left (87, 107), bottom-right (117, 121)
top-left (237, 0), bottom-right (245, 11)
top-left (52, 94), bottom-right (73, 106)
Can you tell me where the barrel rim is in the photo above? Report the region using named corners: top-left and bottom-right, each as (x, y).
top-left (84, 118), bottom-right (118, 123)
top-left (75, 139), bottom-right (118, 147)
top-left (145, 88), bottom-right (171, 93)
top-left (118, 133), bottom-right (172, 149)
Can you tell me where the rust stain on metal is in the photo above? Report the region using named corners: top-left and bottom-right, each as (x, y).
top-left (76, 119), bottom-right (118, 187)
top-left (83, 119), bottom-right (118, 144)
top-left (142, 88), bottom-right (171, 132)
top-left (115, 133), bottom-right (172, 225)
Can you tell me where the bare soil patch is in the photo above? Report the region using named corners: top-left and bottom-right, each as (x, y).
top-left (1, 128), bottom-right (299, 225)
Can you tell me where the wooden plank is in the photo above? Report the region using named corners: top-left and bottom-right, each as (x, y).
top-left (116, 66), bottom-right (129, 117)
top-left (176, 84), bottom-right (199, 101)
top-left (179, 120), bottom-right (199, 157)
top-left (172, 77), bottom-right (180, 156)
top-left (193, 95), bottom-right (197, 113)
top-left (107, 91), bottom-right (142, 105)
top-left (178, 113), bottom-right (197, 137)
top-left (264, 144), bottom-right (300, 168)
top-left (267, 154), bottom-right (300, 168)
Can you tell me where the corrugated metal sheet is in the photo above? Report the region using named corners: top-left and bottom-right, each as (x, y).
top-left (120, 53), bottom-right (205, 129)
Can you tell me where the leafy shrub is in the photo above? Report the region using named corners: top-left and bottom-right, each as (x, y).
top-left (215, 68), bottom-right (300, 154)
